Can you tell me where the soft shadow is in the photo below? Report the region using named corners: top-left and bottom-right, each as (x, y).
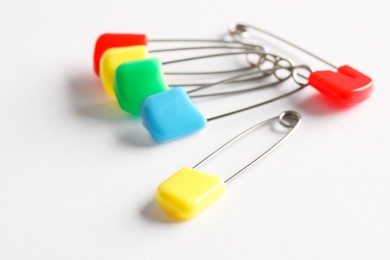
top-left (67, 72), bottom-right (161, 147)
top-left (116, 121), bottom-right (157, 147)
top-left (270, 120), bottom-right (291, 134)
top-left (140, 200), bottom-right (179, 224)
top-left (66, 72), bottom-right (128, 122)
top-left (296, 94), bottom-right (350, 116)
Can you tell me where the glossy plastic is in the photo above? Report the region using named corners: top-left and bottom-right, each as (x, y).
top-left (308, 65), bottom-right (373, 105)
top-left (114, 58), bottom-right (169, 116)
top-left (142, 88), bottom-right (207, 143)
top-left (156, 167), bottom-right (226, 220)
top-left (100, 46), bottom-right (148, 97)
top-left (93, 33), bottom-right (147, 75)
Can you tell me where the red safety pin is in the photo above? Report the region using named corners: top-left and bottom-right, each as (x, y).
top-left (229, 23), bottom-right (373, 106)
top-left (93, 33), bottom-right (147, 75)
top-left (93, 33), bottom-right (254, 76)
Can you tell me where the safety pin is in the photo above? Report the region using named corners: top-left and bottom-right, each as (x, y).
top-left (94, 31), bottom-right (302, 108)
top-left (229, 23), bottom-right (374, 105)
top-left (156, 111), bottom-right (301, 220)
top-left (140, 57), bottom-right (309, 142)
top-left (99, 44), bottom-right (266, 97)
top-left (113, 49), bottom-right (279, 117)
top-left (99, 34), bottom-right (309, 143)
top-left (114, 48), bottom-right (299, 111)
top-left (93, 31), bottom-right (310, 143)
top-left (93, 33), bottom-right (262, 75)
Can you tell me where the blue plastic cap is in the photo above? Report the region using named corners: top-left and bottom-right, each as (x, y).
top-left (142, 87), bottom-right (207, 143)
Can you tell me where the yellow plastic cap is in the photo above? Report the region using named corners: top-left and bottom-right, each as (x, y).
top-left (156, 167), bottom-right (226, 220)
top-left (99, 45), bottom-right (148, 97)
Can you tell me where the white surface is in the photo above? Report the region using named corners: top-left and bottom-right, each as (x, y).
top-left (1, 0), bottom-right (390, 259)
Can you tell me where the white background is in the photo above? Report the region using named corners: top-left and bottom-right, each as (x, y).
top-left (1, 0), bottom-right (390, 259)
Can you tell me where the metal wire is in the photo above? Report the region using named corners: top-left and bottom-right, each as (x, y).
top-left (229, 23), bottom-right (338, 69)
top-left (147, 30), bottom-right (313, 116)
top-left (192, 111), bottom-right (302, 184)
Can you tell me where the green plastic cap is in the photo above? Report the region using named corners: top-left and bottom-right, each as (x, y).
top-left (114, 57), bottom-right (169, 116)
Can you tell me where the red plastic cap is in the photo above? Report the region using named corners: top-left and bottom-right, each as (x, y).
top-left (93, 33), bottom-right (147, 75)
top-left (308, 65), bottom-right (373, 105)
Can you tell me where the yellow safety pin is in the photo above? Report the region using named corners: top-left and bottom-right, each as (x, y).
top-left (156, 111), bottom-right (302, 220)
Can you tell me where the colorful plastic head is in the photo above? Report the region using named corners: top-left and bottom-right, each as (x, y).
top-left (114, 57), bottom-right (169, 116)
top-left (93, 33), bottom-right (147, 75)
top-left (100, 45), bottom-right (148, 97)
top-left (308, 65), bottom-right (373, 105)
top-left (156, 167), bottom-right (226, 220)
top-left (142, 88), bottom-right (207, 143)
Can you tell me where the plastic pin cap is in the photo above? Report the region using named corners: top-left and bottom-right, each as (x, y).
top-left (308, 65), bottom-right (373, 105)
top-left (100, 45), bottom-right (148, 97)
top-left (142, 88), bottom-right (207, 142)
top-left (114, 58), bottom-right (169, 116)
top-left (93, 33), bottom-right (147, 75)
top-left (156, 167), bottom-right (226, 220)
